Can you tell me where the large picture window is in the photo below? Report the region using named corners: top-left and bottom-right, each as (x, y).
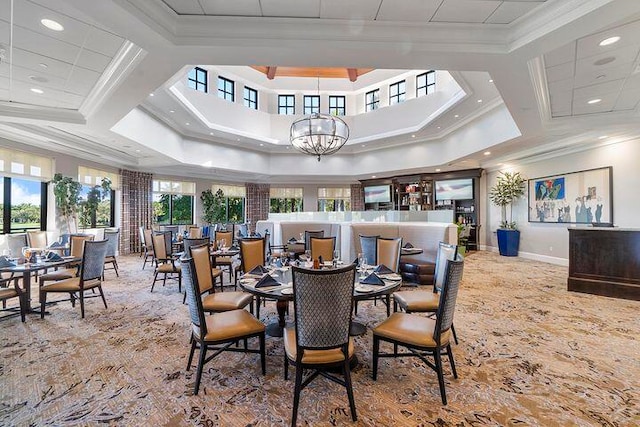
top-left (187, 67), bottom-right (207, 92)
top-left (365, 89), bottom-right (379, 112)
top-left (218, 76), bottom-right (235, 102)
top-left (389, 80), bottom-right (406, 105)
top-left (416, 71), bottom-right (436, 97)
top-left (152, 180), bottom-right (195, 225)
top-left (278, 95), bottom-right (295, 115)
top-left (212, 184), bottom-right (246, 223)
top-left (303, 95), bottom-right (320, 115)
top-left (78, 166), bottom-right (118, 228)
top-left (270, 188), bottom-right (303, 213)
top-left (329, 96), bottom-right (345, 116)
top-left (244, 86), bottom-right (258, 110)
top-left (317, 187), bottom-right (351, 212)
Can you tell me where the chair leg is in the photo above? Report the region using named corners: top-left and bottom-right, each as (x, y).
top-left (447, 344), bottom-right (458, 379)
top-left (372, 336), bottom-right (379, 380)
top-left (291, 364), bottom-right (303, 427)
top-left (393, 300), bottom-right (398, 313)
top-left (151, 273), bottom-right (158, 292)
top-left (343, 357), bottom-right (357, 421)
top-left (354, 300), bottom-right (358, 316)
top-left (260, 333), bottom-right (266, 375)
top-left (80, 290), bottom-right (85, 319)
top-left (19, 293), bottom-right (26, 322)
top-left (284, 354), bottom-right (289, 380)
top-left (434, 348), bottom-right (447, 405)
top-left (186, 336), bottom-right (197, 371)
top-left (178, 271), bottom-right (182, 293)
top-left (40, 291), bottom-right (47, 319)
top-left (386, 295), bottom-right (391, 317)
top-left (113, 259), bottom-right (119, 277)
top-left (98, 285), bottom-right (108, 309)
top-left (194, 343), bottom-right (207, 395)
top-left (451, 323), bottom-right (459, 345)
top-left (255, 296), bottom-right (261, 319)
top-left (182, 291), bottom-right (187, 304)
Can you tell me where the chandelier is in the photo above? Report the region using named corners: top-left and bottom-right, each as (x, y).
top-left (290, 113), bottom-right (349, 161)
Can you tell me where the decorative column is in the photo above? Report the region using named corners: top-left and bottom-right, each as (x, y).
top-left (120, 169), bottom-right (153, 254)
top-left (351, 183), bottom-right (364, 211)
top-left (245, 183), bottom-right (270, 233)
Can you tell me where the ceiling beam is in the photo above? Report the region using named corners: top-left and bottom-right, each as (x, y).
top-left (266, 66), bottom-right (277, 80)
top-left (347, 68), bottom-right (358, 82)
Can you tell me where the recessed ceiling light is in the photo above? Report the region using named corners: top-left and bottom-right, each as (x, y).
top-left (437, 126), bottom-right (441, 129)
top-left (598, 135), bottom-right (608, 139)
top-left (185, 122), bottom-right (190, 125)
top-left (489, 79), bottom-right (494, 83)
top-left (435, 168), bottom-right (441, 172)
top-left (477, 99), bottom-right (483, 103)
top-left (361, 144), bottom-right (366, 147)
top-left (411, 134), bottom-right (415, 138)
top-left (259, 143), bottom-right (264, 146)
top-left (371, 175), bottom-right (376, 178)
top-left (587, 98), bottom-right (602, 105)
top-left (236, 138), bottom-right (240, 141)
top-left (30, 88), bottom-right (44, 94)
top-left (599, 36), bottom-right (620, 46)
top-left (149, 93), bottom-right (154, 97)
top-left (454, 114), bottom-right (459, 118)
top-left (209, 132), bottom-right (214, 135)
top-left (135, 149), bottom-right (141, 153)
top-left (38, 63), bottom-right (48, 68)
top-left (169, 110), bottom-right (175, 113)
top-left (29, 75), bottom-right (48, 83)
top-left (484, 151), bottom-right (491, 156)
top-left (41, 18), bottom-right (64, 31)
top-left (286, 146), bottom-right (290, 149)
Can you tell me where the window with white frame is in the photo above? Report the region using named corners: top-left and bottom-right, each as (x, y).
top-left (152, 179), bottom-right (196, 225)
top-left (270, 187), bottom-right (303, 213)
top-left (317, 187), bottom-right (351, 212)
top-left (212, 183), bottom-right (246, 223)
top-left (416, 71), bottom-right (436, 97)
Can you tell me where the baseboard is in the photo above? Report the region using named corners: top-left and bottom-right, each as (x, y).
top-left (481, 245), bottom-right (568, 266)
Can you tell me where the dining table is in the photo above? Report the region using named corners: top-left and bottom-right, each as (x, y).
top-left (0, 256), bottom-right (80, 313)
top-left (238, 263), bottom-right (403, 337)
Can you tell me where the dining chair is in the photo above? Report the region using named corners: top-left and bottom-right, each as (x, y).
top-left (393, 242), bottom-right (460, 343)
top-left (181, 256), bottom-right (265, 395)
top-left (142, 229), bottom-right (155, 270)
top-left (189, 244), bottom-right (252, 313)
top-left (6, 233), bottom-right (28, 259)
top-left (188, 226), bottom-right (202, 238)
top-left (0, 277), bottom-right (26, 322)
top-left (150, 232), bottom-right (181, 292)
top-left (358, 234), bottom-right (379, 266)
top-left (303, 230), bottom-right (324, 250)
top-left (213, 230), bottom-right (235, 282)
top-left (309, 237), bottom-right (335, 263)
top-left (138, 226), bottom-right (146, 258)
top-left (27, 230), bottom-right (47, 249)
top-left (285, 264), bottom-right (357, 427)
top-left (238, 237), bottom-right (270, 317)
top-left (103, 229), bottom-right (120, 278)
top-left (372, 258), bottom-right (464, 405)
top-left (40, 239), bottom-right (109, 319)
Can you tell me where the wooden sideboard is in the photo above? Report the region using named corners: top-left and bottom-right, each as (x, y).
top-left (568, 228), bottom-right (640, 301)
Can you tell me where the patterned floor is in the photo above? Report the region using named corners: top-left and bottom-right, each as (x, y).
top-left (1, 252), bottom-right (639, 426)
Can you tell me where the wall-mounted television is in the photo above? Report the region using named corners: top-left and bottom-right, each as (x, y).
top-left (364, 185), bottom-right (392, 204)
top-left (435, 178), bottom-right (473, 200)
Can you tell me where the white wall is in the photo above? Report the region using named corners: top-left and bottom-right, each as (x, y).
top-left (483, 139), bottom-right (640, 264)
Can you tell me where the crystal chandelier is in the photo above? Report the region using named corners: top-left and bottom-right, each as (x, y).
top-left (290, 113), bottom-right (349, 161)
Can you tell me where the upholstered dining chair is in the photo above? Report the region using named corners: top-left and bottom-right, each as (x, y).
top-left (39, 234), bottom-right (94, 286)
top-left (6, 233), bottom-right (28, 259)
top-left (181, 256), bottom-right (265, 395)
top-left (284, 264), bottom-right (358, 427)
top-left (358, 234), bottom-right (379, 266)
top-left (0, 277), bottom-right (26, 322)
top-left (27, 230), bottom-right (47, 249)
top-left (303, 230), bottom-right (324, 250)
top-left (183, 237), bottom-right (209, 254)
top-left (151, 232), bottom-right (181, 292)
top-left (238, 237), bottom-right (270, 317)
top-left (309, 237), bottom-right (335, 263)
top-left (103, 229), bottom-right (120, 278)
top-left (372, 258), bottom-right (464, 405)
top-left (142, 228), bottom-right (155, 270)
top-left (40, 239), bottom-right (109, 319)
top-left (213, 230), bottom-right (234, 282)
top-left (189, 244), bottom-right (253, 313)
top-left (188, 226), bottom-right (202, 238)
top-left (393, 242), bottom-right (460, 343)
top-left (138, 226), bottom-right (146, 258)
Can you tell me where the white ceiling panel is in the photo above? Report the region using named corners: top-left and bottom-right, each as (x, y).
top-left (573, 62), bottom-right (634, 89)
top-left (572, 96), bottom-right (616, 115)
top-left (544, 41), bottom-right (576, 68)
top-left (0, 23), bottom-right (80, 65)
top-left (260, 0), bottom-right (320, 18)
top-left (575, 45), bottom-right (640, 76)
top-left (75, 49), bottom-right (112, 74)
top-left (549, 90), bottom-right (572, 113)
top-left (320, 0), bottom-right (380, 20)
top-left (573, 78), bottom-right (624, 100)
top-left (83, 28), bottom-right (125, 57)
top-left (28, 0), bottom-right (112, 31)
top-left (613, 87), bottom-right (640, 111)
top-left (161, 0), bottom-right (204, 15)
top-left (376, 0), bottom-right (441, 22)
top-left (66, 67), bottom-right (101, 96)
top-left (576, 20), bottom-right (640, 60)
top-left (485, 1), bottom-right (541, 24)
top-left (431, 0), bottom-right (500, 24)
top-left (545, 62), bottom-right (575, 83)
top-left (0, 62), bottom-right (68, 92)
top-left (8, 48), bottom-right (73, 79)
top-left (199, 0), bottom-right (262, 16)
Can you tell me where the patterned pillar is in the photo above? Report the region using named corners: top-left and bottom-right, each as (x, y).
top-left (351, 183), bottom-right (364, 211)
top-left (120, 169), bottom-right (153, 254)
top-left (245, 183), bottom-right (270, 233)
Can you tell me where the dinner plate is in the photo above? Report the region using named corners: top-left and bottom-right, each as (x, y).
top-left (280, 287), bottom-right (293, 295)
top-left (355, 286), bottom-right (373, 293)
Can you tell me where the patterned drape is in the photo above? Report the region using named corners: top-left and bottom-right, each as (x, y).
top-left (120, 169), bottom-right (153, 254)
top-left (245, 183), bottom-right (270, 233)
top-left (351, 183), bottom-right (364, 211)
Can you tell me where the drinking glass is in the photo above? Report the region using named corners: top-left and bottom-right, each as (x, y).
top-left (22, 246), bottom-right (31, 263)
top-left (221, 239), bottom-right (227, 249)
top-left (333, 249), bottom-right (341, 265)
top-left (299, 233), bottom-right (304, 242)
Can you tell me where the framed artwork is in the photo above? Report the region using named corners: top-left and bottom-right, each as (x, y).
top-left (528, 166), bottom-right (613, 224)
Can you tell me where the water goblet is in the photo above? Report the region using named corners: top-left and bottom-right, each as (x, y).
top-left (332, 249), bottom-right (341, 266)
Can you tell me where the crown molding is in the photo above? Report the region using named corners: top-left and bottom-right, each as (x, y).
top-left (0, 101), bottom-right (85, 125)
top-left (528, 56), bottom-right (552, 124)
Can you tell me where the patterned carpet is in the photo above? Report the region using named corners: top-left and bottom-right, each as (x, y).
top-left (1, 252), bottom-right (639, 426)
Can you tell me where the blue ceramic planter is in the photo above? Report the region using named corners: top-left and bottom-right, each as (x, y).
top-left (497, 229), bottom-right (520, 256)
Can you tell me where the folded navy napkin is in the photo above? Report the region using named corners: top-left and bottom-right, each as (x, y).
top-left (352, 257), bottom-right (359, 265)
top-left (275, 259), bottom-right (283, 268)
top-left (374, 264), bottom-right (394, 274)
top-left (0, 256), bottom-right (16, 267)
top-left (230, 244), bottom-right (240, 251)
top-left (47, 252), bottom-right (63, 261)
top-left (248, 265), bottom-right (269, 276)
top-left (255, 274), bottom-right (280, 288)
top-left (288, 237), bottom-right (297, 243)
top-left (359, 272), bottom-right (384, 286)
top-left (403, 242), bottom-right (414, 249)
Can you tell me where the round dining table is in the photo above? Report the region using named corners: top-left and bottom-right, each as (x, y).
top-left (238, 264), bottom-right (403, 337)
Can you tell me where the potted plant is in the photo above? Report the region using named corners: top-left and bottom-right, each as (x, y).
top-left (456, 221), bottom-right (470, 256)
top-left (489, 171), bottom-right (526, 256)
top-left (52, 173), bottom-right (83, 234)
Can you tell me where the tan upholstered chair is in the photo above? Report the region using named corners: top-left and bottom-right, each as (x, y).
top-left (142, 228), bottom-right (155, 269)
top-left (189, 244), bottom-right (253, 313)
top-left (150, 232), bottom-right (181, 292)
top-left (372, 258), bottom-right (464, 405)
top-left (285, 264), bottom-right (358, 426)
top-left (304, 230), bottom-right (324, 249)
top-left (182, 256), bottom-right (265, 395)
top-left (27, 230), bottom-right (47, 249)
top-left (188, 226), bottom-right (202, 238)
top-left (39, 234), bottom-right (94, 286)
top-left (238, 237), bottom-right (270, 317)
top-left (40, 240), bottom-right (109, 319)
top-left (213, 230), bottom-right (234, 282)
top-left (393, 242), bottom-right (460, 343)
top-left (310, 237), bottom-right (335, 263)
top-left (0, 277), bottom-right (26, 322)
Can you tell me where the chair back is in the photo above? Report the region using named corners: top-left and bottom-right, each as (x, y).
top-left (304, 230), bottom-right (324, 249)
top-left (240, 237), bottom-right (266, 273)
top-left (214, 230), bottom-right (233, 249)
top-left (310, 237), bottom-right (335, 262)
top-left (189, 244), bottom-right (214, 294)
top-left (80, 240), bottom-right (109, 282)
top-left (434, 242), bottom-right (458, 292)
top-left (27, 231), bottom-right (47, 249)
top-left (152, 232), bottom-right (172, 261)
top-left (292, 264), bottom-right (356, 350)
top-left (181, 257), bottom-right (208, 338)
top-left (188, 226), bottom-right (202, 238)
top-left (359, 234), bottom-right (378, 266)
top-left (236, 223), bottom-right (249, 238)
top-left (377, 237), bottom-right (402, 272)
top-left (434, 259), bottom-right (464, 344)
top-left (104, 229), bottom-right (119, 257)
top-left (143, 229), bottom-right (154, 253)
top-left (6, 233), bottom-right (27, 257)
top-left (183, 237), bottom-right (209, 254)
top-left (70, 234), bottom-right (95, 258)
top-left (161, 225), bottom-right (179, 241)
top-left (139, 226), bottom-right (146, 246)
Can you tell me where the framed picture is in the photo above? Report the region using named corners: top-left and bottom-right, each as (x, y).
top-left (528, 166), bottom-right (613, 224)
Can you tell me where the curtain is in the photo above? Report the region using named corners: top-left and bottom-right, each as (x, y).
top-left (120, 169), bottom-right (153, 254)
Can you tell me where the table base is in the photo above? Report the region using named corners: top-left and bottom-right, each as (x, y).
top-left (266, 322), bottom-right (284, 337)
top-left (349, 321), bottom-right (367, 336)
